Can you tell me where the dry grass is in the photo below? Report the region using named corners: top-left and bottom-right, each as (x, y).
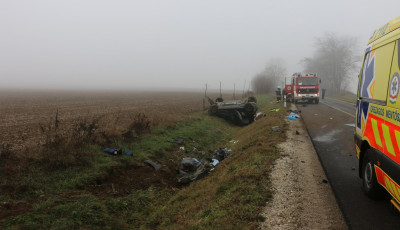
top-left (148, 95), bottom-right (288, 229)
top-left (0, 90), bottom-right (228, 153)
top-left (0, 92), bottom-right (285, 229)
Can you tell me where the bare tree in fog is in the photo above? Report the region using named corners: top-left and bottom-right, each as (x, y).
top-left (251, 58), bottom-right (286, 94)
top-left (251, 72), bottom-right (272, 94)
top-left (302, 33), bottom-right (360, 94)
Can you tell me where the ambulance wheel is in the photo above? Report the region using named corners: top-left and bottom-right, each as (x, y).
top-left (362, 150), bottom-right (383, 199)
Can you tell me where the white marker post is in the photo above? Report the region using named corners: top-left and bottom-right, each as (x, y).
top-left (284, 95), bottom-right (286, 107)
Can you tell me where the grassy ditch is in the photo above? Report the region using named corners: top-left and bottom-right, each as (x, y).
top-left (327, 91), bottom-right (357, 104)
top-left (1, 95), bottom-right (287, 230)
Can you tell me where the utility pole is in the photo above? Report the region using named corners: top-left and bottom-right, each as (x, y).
top-left (219, 82), bottom-right (222, 98)
top-left (233, 84), bottom-right (236, 100)
top-left (203, 83), bottom-right (207, 110)
top-left (242, 80), bottom-right (246, 98)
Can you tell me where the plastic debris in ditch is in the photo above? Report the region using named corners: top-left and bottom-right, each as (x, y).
top-left (193, 147), bottom-right (206, 155)
top-left (272, 126), bottom-right (281, 132)
top-left (104, 148), bottom-right (133, 156)
top-left (144, 160), bottom-right (162, 171)
top-left (254, 112), bottom-right (265, 121)
top-left (178, 158), bottom-right (211, 184)
top-left (230, 140), bottom-right (239, 144)
top-left (211, 159), bottom-right (219, 166)
top-left (213, 148), bottom-right (229, 161)
top-left (178, 158), bottom-right (201, 174)
top-left (177, 148), bottom-right (230, 184)
top-left (173, 137), bottom-right (185, 145)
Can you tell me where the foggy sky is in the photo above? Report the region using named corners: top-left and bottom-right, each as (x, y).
top-left (1, 0), bottom-right (399, 91)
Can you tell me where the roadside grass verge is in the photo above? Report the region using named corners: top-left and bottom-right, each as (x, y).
top-left (327, 91), bottom-right (357, 104)
top-left (150, 96), bottom-right (286, 229)
top-left (1, 95), bottom-right (287, 230)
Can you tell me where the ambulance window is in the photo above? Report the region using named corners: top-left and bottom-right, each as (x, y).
top-left (359, 42), bottom-right (395, 102)
top-left (387, 40), bottom-right (400, 108)
top-left (398, 39), bottom-right (400, 69)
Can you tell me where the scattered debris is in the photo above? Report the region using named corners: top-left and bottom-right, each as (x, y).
top-left (272, 126), bottom-right (281, 132)
top-left (178, 158), bottom-right (200, 174)
top-left (322, 179), bottom-right (328, 184)
top-left (230, 140), bottom-right (239, 144)
top-left (301, 160), bottom-right (305, 163)
top-left (174, 137), bottom-right (185, 145)
top-left (351, 167), bottom-right (356, 171)
top-left (179, 146), bottom-right (185, 151)
top-left (104, 148), bottom-right (122, 155)
top-left (103, 148), bottom-right (133, 156)
top-left (289, 112), bottom-right (300, 118)
top-left (193, 147), bottom-right (205, 155)
top-left (288, 109), bottom-right (301, 114)
top-left (178, 158), bottom-right (212, 184)
top-left (211, 159), bottom-right (219, 166)
top-left (329, 117), bottom-right (333, 120)
top-left (177, 148), bottom-right (231, 184)
top-left (288, 109), bottom-right (301, 120)
top-left (270, 108), bottom-right (280, 112)
top-left (144, 160), bottom-right (162, 171)
top-left (296, 130), bottom-right (300, 135)
top-left (254, 112), bottom-right (265, 121)
top-left (213, 148), bottom-right (230, 161)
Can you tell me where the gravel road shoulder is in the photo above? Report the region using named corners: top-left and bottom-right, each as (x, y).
top-left (259, 105), bottom-right (348, 230)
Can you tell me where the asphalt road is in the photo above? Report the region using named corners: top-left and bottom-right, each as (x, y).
top-left (299, 98), bottom-right (400, 230)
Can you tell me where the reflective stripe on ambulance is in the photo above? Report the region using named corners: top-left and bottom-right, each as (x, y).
top-left (376, 165), bottom-right (400, 203)
top-left (363, 111), bottom-right (400, 165)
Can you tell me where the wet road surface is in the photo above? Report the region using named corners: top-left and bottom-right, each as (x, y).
top-left (298, 98), bottom-right (400, 230)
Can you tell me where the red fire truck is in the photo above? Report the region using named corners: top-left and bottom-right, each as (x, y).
top-left (284, 73), bottom-right (320, 104)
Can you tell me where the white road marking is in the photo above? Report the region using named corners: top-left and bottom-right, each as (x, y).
top-left (320, 101), bottom-right (355, 118)
top-left (325, 97), bottom-right (356, 105)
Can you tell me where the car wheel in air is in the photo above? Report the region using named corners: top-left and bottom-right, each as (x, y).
top-left (215, 97), bottom-right (224, 103)
top-left (209, 105), bottom-right (218, 115)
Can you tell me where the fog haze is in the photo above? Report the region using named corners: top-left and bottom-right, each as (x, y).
top-left (1, 0), bottom-right (398, 91)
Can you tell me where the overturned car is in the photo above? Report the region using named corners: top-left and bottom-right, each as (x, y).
top-left (208, 97), bottom-right (257, 126)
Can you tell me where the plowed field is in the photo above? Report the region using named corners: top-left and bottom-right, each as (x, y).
top-left (0, 90), bottom-right (218, 152)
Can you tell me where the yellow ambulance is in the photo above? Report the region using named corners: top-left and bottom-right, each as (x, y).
top-left (355, 16), bottom-right (400, 209)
